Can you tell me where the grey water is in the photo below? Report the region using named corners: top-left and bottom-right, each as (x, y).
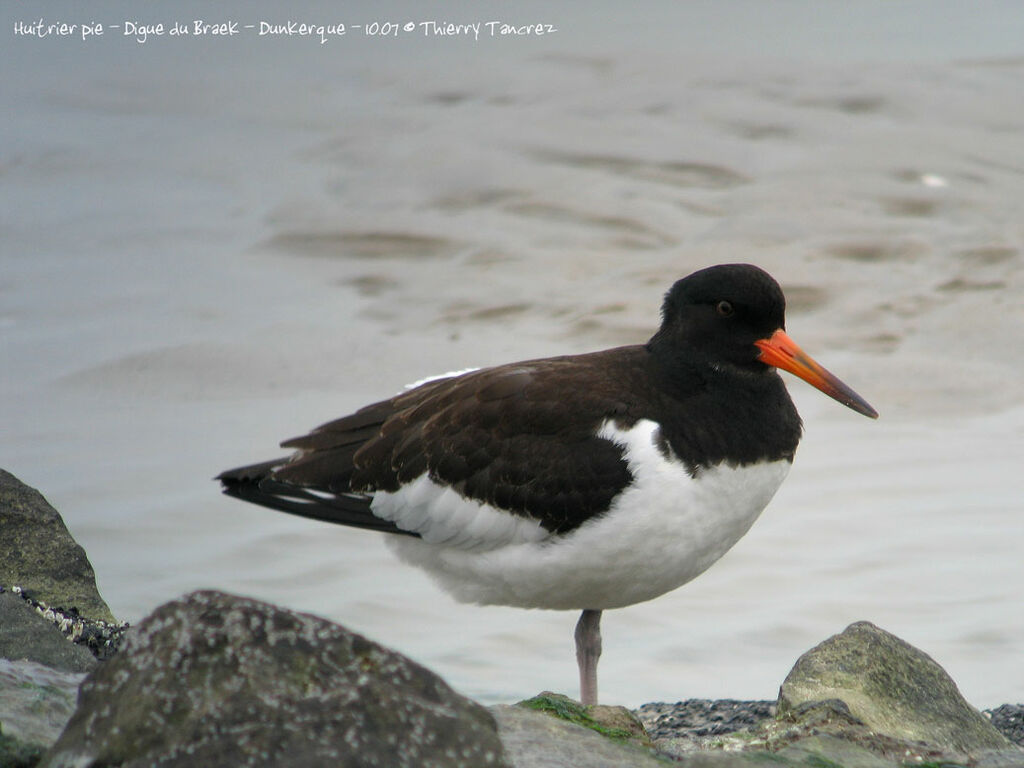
top-left (2, 0), bottom-right (1022, 706)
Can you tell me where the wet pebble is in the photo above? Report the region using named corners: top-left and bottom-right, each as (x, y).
top-left (633, 698), bottom-right (774, 741)
top-left (0, 585), bottom-right (128, 661)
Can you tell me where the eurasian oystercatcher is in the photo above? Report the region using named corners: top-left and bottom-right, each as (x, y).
top-left (218, 263), bottom-right (877, 705)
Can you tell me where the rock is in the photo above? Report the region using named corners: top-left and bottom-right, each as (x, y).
top-left (634, 698), bottom-right (774, 741)
top-left (0, 659), bottom-right (86, 759)
top-left (0, 470), bottom-right (115, 624)
top-left (774, 732), bottom-right (894, 768)
top-left (645, 624), bottom-right (1023, 767)
top-left (757, 699), bottom-right (959, 765)
top-left (986, 704), bottom-right (1024, 747)
top-left (516, 692), bottom-right (652, 748)
top-left (0, 593), bottom-right (97, 674)
top-left (1, 588), bottom-right (127, 663)
top-left (975, 747), bottom-right (1024, 768)
top-left (649, 698), bottom-right (1024, 767)
top-left (587, 703), bottom-right (653, 747)
top-left (660, 756), bottom-right (783, 767)
top-left (1, 727), bottom-right (45, 768)
top-left (42, 590), bottom-right (509, 768)
top-left (491, 704), bottom-right (664, 768)
top-left (778, 620), bottom-right (1014, 757)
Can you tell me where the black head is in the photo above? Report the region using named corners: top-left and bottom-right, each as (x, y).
top-left (648, 263), bottom-right (786, 374)
top-left (648, 263), bottom-right (879, 419)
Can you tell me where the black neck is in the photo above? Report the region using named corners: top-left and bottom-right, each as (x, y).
top-left (642, 341), bottom-right (803, 473)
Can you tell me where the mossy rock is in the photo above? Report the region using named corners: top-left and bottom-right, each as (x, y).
top-left (517, 691), bottom-right (652, 747)
top-left (1, 726), bottom-right (46, 768)
top-left (0, 470), bottom-right (114, 624)
top-left (493, 702), bottom-right (666, 768)
top-left (43, 590), bottom-right (509, 768)
top-left (778, 621), bottom-right (1012, 757)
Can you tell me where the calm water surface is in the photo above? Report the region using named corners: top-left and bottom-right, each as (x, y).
top-left (3, 0), bottom-right (1022, 706)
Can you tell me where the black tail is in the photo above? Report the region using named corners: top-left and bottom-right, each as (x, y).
top-left (216, 459), bottom-right (418, 537)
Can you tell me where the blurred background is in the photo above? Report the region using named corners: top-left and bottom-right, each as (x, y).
top-left (2, 0), bottom-right (1022, 707)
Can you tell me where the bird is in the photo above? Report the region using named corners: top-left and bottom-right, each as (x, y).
top-left (217, 263), bottom-right (877, 706)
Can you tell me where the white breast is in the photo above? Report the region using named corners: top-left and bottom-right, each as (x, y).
top-left (380, 419), bottom-right (791, 611)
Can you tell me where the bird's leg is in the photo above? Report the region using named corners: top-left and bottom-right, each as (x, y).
top-left (574, 609), bottom-right (602, 706)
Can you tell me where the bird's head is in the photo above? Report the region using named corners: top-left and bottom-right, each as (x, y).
top-left (650, 264), bottom-right (878, 419)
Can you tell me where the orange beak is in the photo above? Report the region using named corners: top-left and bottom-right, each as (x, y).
top-left (755, 330), bottom-right (878, 419)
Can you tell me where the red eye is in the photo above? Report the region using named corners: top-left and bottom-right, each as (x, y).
top-left (716, 300), bottom-right (735, 317)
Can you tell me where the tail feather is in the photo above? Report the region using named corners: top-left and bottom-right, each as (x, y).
top-left (217, 459), bottom-right (417, 537)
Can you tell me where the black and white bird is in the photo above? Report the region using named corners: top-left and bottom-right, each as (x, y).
top-left (218, 263), bottom-right (877, 706)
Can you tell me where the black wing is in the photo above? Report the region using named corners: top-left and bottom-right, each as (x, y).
top-left (218, 349), bottom-right (646, 537)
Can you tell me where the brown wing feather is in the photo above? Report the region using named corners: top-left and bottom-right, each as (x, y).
top-left (270, 349), bottom-right (645, 534)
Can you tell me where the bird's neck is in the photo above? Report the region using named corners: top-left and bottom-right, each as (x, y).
top-left (642, 341), bottom-right (803, 470)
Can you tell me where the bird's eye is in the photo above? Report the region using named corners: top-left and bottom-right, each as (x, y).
top-left (715, 300), bottom-right (735, 317)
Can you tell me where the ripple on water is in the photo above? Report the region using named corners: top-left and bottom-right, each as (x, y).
top-left (825, 240), bottom-right (928, 263)
top-left (265, 231), bottom-right (459, 260)
top-left (529, 149), bottom-right (749, 190)
top-left (880, 197), bottom-right (943, 218)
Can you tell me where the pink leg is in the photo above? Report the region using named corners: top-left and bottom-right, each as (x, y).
top-left (575, 609), bottom-right (602, 706)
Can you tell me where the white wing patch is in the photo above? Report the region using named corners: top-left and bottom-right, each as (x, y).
top-left (370, 474), bottom-right (549, 551)
top-left (403, 368), bottom-right (480, 391)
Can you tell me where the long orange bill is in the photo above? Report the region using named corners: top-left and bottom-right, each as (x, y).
top-left (755, 329), bottom-right (878, 419)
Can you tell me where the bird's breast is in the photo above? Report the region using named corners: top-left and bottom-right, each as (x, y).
top-left (384, 418), bottom-right (791, 611)
top-left (573, 419), bottom-right (792, 607)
